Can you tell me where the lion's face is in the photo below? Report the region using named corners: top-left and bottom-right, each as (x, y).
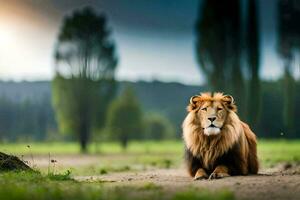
top-left (188, 92), bottom-right (236, 136)
top-left (199, 100), bottom-right (227, 135)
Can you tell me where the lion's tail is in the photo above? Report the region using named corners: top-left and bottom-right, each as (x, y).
top-left (242, 122), bottom-right (259, 174)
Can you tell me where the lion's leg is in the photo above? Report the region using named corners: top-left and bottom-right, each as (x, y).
top-left (209, 165), bottom-right (230, 180)
top-left (194, 168), bottom-right (208, 180)
top-left (185, 147), bottom-right (206, 179)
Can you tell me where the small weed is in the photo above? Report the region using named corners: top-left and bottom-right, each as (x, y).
top-left (118, 165), bottom-right (131, 172)
top-left (26, 145), bottom-right (35, 168)
top-left (163, 159), bottom-right (172, 168)
top-left (99, 169), bottom-right (108, 174)
top-left (47, 170), bottom-right (73, 181)
top-left (98, 165), bottom-right (131, 175)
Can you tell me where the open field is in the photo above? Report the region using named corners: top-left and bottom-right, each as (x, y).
top-left (1, 140), bottom-right (300, 168)
top-left (0, 140), bottom-right (300, 200)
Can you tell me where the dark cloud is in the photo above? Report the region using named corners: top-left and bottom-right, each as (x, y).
top-left (38, 0), bottom-right (199, 35)
top-left (0, 0), bottom-right (283, 83)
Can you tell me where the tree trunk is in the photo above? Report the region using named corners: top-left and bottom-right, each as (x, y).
top-left (79, 120), bottom-right (90, 153)
top-left (121, 134), bottom-right (128, 150)
top-left (246, 0), bottom-right (261, 129)
top-left (248, 72), bottom-right (261, 130)
top-left (232, 66), bottom-right (246, 119)
top-left (283, 66), bottom-right (295, 136)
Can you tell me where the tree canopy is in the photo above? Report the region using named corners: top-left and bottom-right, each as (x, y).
top-left (106, 87), bottom-right (143, 149)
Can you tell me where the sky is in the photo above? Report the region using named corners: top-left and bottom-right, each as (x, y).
top-left (0, 0), bottom-right (288, 85)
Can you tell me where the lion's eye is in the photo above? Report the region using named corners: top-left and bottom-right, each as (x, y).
top-left (217, 107), bottom-right (223, 111)
top-left (201, 107), bottom-right (207, 111)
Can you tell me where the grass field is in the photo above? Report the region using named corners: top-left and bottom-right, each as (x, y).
top-left (0, 140), bottom-right (183, 154)
top-left (0, 140), bottom-right (299, 200)
top-left (1, 139), bottom-right (300, 165)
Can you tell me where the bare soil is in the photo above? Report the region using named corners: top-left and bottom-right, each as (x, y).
top-left (76, 164), bottom-right (300, 200)
top-left (25, 154), bottom-right (300, 200)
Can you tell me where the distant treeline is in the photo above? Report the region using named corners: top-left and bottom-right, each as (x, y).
top-left (0, 80), bottom-right (298, 141)
top-left (0, 95), bottom-right (56, 141)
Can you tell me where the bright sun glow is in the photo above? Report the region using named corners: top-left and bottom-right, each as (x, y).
top-left (0, 26), bottom-right (15, 45)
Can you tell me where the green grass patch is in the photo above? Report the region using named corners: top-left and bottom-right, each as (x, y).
top-left (46, 169), bottom-right (72, 181)
top-left (0, 140), bottom-right (183, 155)
top-left (0, 171), bottom-right (234, 200)
top-left (140, 182), bottom-right (162, 190)
top-left (173, 187), bottom-right (234, 200)
top-left (0, 171), bottom-right (99, 200)
top-left (258, 139), bottom-right (300, 166)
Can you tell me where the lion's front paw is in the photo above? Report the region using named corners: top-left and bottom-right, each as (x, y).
top-left (194, 174), bottom-right (208, 180)
top-left (194, 168), bottom-right (208, 180)
top-left (208, 172), bottom-right (230, 180)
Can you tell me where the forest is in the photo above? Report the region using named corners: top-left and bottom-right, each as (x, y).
top-left (0, 79), bottom-right (299, 142)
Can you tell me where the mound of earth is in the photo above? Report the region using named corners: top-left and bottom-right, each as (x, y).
top-left (0, 152), bottom-right (32, 172)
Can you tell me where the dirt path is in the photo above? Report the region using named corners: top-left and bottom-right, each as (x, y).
top-left (76, 167), bottom-right (300, 200)
top-left (23, 154), bottom-right (300, 199)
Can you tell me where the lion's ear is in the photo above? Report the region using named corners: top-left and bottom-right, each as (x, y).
top-left (223, 95), bottom-right (234, 104)
top-left (223, 95), bottom-right (237, 111)
top-left (187, 95), bottom-right (201, 111)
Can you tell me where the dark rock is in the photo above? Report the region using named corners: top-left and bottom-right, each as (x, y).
top-left (0, 152), bottom-right (33, 172)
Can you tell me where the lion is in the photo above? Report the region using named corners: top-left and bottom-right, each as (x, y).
top-left (182, 92), bottom-right (258, 180)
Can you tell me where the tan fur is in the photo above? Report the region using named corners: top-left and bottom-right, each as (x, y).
top-left (183, 92), bottom-right (258, 178)
top-left (194, 168), bottom-right (208, 180)
top-left (209, 165), bottom-right (230, 179)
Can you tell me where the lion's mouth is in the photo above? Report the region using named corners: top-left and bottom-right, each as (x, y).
top-left (204, 124), bottom-right (221, 136)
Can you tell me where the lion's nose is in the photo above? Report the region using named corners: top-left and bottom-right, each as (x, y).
top-left (208, 117), bottom-right (216, 122)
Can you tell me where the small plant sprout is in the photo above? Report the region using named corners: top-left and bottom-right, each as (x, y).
top-left (51, 159), bottom-right (58, 174)
top-left (48, 153), bottom-right (51, 175)
top-left (27, 144), bottom-right (35, 168)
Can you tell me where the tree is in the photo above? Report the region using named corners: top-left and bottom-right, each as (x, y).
top-left (53, 7), bottom-right (118, 152)
top-left (144, 113), bottom-right (174, 140)
top-left (106, 87), bottom-right (143, 149)
top-left (195, 0), bottom-right (246, 116)
top-left (277, 0), bottom-right (300, 135)
top-left (246, 0), bottom-right (261, 129)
